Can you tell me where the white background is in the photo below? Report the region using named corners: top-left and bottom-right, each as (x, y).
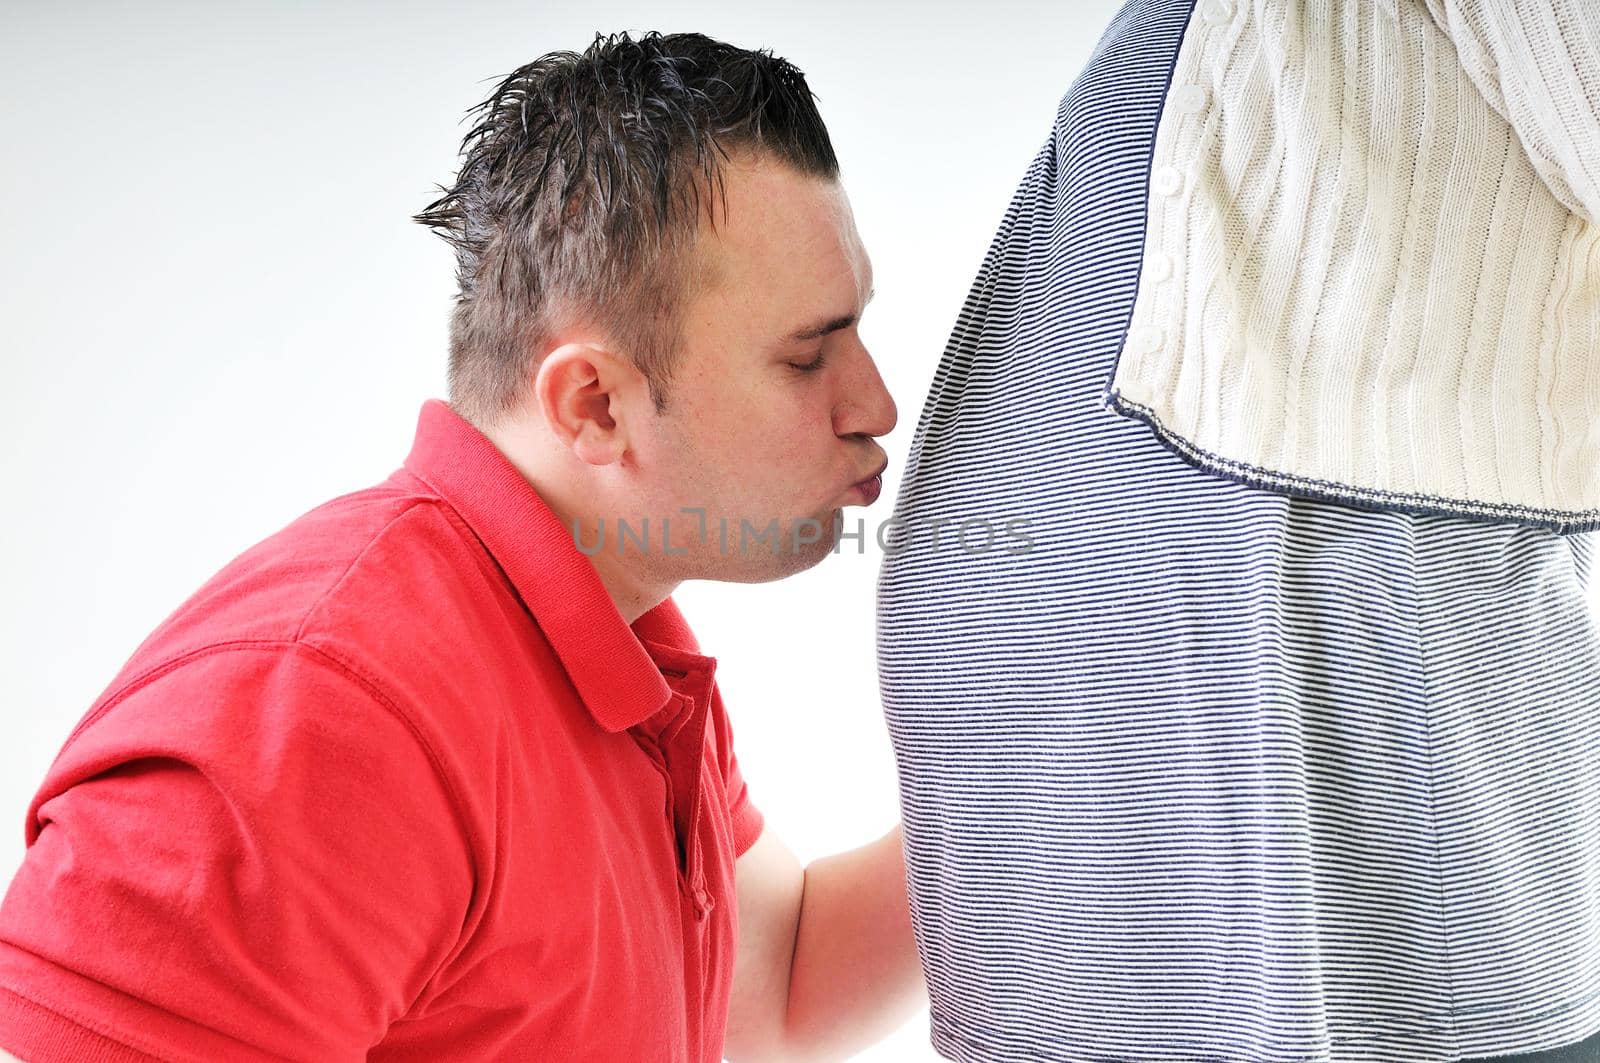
top-left (11, 3), bottom-right (1593, 1062)
top-left (0, 3), bottom-right (1123, 1058)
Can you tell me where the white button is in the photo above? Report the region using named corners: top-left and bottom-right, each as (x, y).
top-left (1152, 166), bottom-right (1184, 197)
top-left (1174, 83), bottom-right (1209, 114)
top-left (1144, 251), bottom-right (1175, 282)
top-left (1130, 325), bottom-right (1165, 354)
top-left (1203, 0), bottom-right (1234, 24)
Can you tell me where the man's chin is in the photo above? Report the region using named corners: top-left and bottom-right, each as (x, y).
top-left (695, 509), bottom-right (843, 584)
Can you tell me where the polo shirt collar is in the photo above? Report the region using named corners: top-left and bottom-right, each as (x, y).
top-left (399, 399), bottom-right (705, 733)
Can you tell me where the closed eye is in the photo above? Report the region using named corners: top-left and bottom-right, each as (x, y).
top-left (789, 352), bottom-right (828, 373)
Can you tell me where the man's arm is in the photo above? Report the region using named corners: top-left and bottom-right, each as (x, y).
top-left (725, 823), bottom-right (927, 1062)
top-left (0, 649), bottom-right (472, 1061)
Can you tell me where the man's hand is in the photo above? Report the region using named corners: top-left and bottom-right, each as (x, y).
top-left (725, 823), bottom-right (926, 1062)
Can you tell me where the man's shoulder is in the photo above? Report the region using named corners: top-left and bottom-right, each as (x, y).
top-left (106, 472), bottom-right (519, 705)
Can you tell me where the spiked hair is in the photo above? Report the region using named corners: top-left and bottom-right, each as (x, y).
top-left (414, 31), bottom-right (839, 422)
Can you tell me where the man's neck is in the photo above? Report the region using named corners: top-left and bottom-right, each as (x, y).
top-left (581, 544), bottom-right (675, 626)
top-left (479, 417), bottom-right (674, 626)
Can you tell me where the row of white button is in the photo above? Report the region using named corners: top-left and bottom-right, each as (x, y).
top-left (1150, 92), bottom-right (1211, 197)
top-left (1151, 0), bottom-right (1228, 201)
top-left (1133, 0), bottom-right (1233, 360)
top-left (1174, 83), bottom-right (1209, 114)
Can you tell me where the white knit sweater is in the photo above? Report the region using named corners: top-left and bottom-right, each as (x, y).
top-left (1107, 0), bottom-right (1600, 530)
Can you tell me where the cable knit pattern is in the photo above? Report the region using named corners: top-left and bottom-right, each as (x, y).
top-left (1107, 0), bottom-right (1600, 530)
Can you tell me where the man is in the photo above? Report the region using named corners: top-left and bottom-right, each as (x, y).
top-left (0, 32), bottom-right (924, 1062)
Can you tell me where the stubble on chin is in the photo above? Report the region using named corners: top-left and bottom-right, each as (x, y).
top-left (693, 508), bottom-right (844, 584)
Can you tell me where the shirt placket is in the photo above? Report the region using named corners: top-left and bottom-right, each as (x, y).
top-left (633, 670), bottom-right (715, 1060)
top-left (656, 685), bottom-right (713, 918)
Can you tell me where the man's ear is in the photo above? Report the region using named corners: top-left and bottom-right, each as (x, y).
top-left (533, 342), bottom-right (641, 466)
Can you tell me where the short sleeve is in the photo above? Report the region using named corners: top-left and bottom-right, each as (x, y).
top-left (1423, 0), bottom-right (1600, 222)
top-left (0, 644), bottom-right (474, 1063)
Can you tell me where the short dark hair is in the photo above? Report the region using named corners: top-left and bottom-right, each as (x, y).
top-left (414, 31), bottom-right (840, 423)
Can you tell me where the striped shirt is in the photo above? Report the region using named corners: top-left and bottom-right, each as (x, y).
top-left (877, 1), bottom-right (1600, 1059)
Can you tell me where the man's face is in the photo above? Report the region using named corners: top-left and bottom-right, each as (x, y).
top-left (628, 154), bottom-right (897, 583)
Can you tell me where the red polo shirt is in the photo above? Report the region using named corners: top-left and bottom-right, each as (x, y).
top-left (0, 400), bottom-right (764, 1062)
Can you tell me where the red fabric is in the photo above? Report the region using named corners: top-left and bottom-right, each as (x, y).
top-left (0, 400), bottom-right (764, 1063)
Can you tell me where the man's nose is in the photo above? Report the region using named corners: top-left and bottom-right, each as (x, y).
top-left (834, 343), bottom-right (898, 439)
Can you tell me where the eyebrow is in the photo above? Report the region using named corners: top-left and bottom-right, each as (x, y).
top-left (783, 314), bottom-right (857, 345)
top-left (779, 288), bottom-right (876, 346)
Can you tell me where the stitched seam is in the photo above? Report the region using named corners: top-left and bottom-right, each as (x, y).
top-left (60, 500), bottom-right (438, 752)
top-left (928, 985), bottom-right (1600, 1058)
top-left (0, 971), bottom-right (294, 1063)
top-left (0, 981), bottom-right (165, 1061)
top-left (59, 640), bottom-right (311, 753)
top-left (50, 640), bottom-right (484, 989)
top-left (292, 502), bottom-right (435, 642)
top-left (401, 469), bottom-right (534, 623)
top-left (1107, 390), bottom-right (1600, 532)
top-left (258, 640), bottom-right (487, 978)
top-left (1412, 527), bottom-right (1462, 1047)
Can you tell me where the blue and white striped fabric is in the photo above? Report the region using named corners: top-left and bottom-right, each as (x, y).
top-left (876, 1), bottom-right (1600, 1060)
